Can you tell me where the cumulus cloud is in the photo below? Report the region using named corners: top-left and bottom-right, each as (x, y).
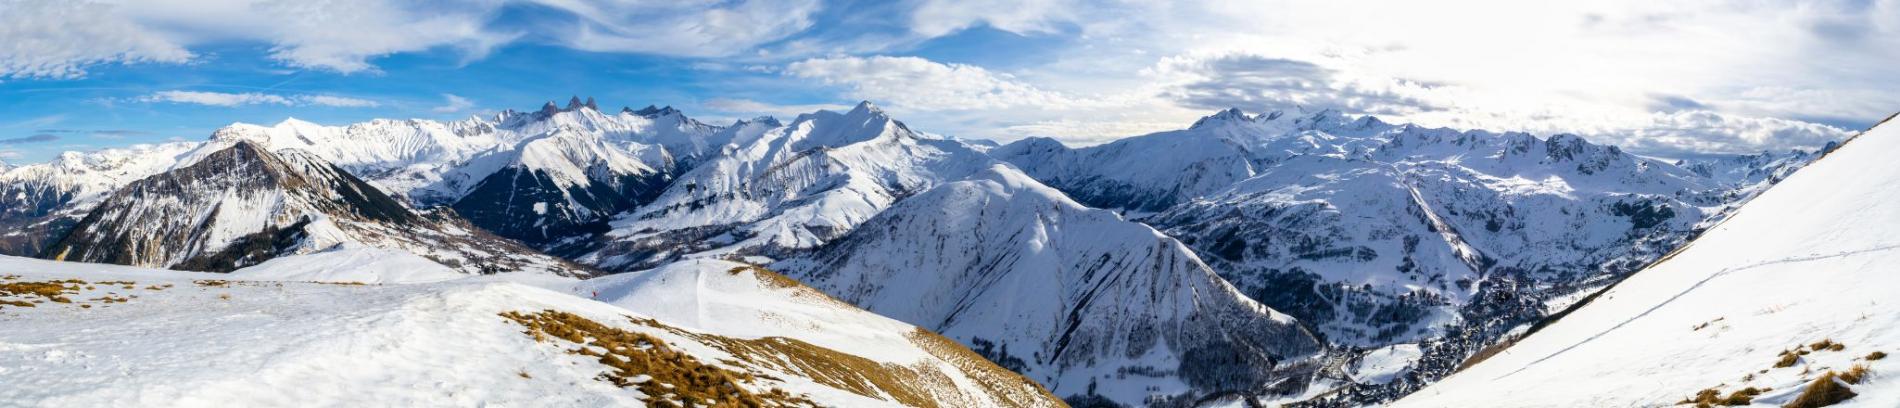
top-left (908, 0), bottom-right (1077, 37)
top-left (136, 91), bottom-right (379, 108)
top-left (785, 56), bottom-right (1081, 111)
top-left (1610, 110), bottom-right (1854, 155)
top-left (0, 0), bottom-right (193, 79)
top-left (1146, 52), bottom-right (1448, 116)
top-left (431, 94), bottom-right (475, 113)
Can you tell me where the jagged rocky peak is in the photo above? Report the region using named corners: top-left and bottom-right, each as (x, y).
top-left (732, 115), bottom-right (781, 127)
top-left (1186, 105), bottom-right (1378, 134)
top-left (1191, 107), bottom-right (1254, 129)
top-left (627, 104), bottom-right (682, 118)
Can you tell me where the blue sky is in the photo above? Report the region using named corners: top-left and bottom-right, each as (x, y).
top-left (2, 0), bottom-right (1895, 163)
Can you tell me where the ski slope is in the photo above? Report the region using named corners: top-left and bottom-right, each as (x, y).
top-left (1396, 116), bottom-right (1900, 407)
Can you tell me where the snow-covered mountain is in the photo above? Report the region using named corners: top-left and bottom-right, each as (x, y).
top-left (1394, 115), bottom-right (1900, 407)
top-left (41, 141), bottom-right (588, 277)
top-left (207, 97), bottom-right (726, 251)
top-left (0, 254), bottom-right (1062, 407)
top-left (994, 107), bottom-right (1826, 404)
top-left (581, 102), bottom-right (995, 270)
top-left (0, 142), bottom-right (202, 256)
top-left (990, 107), bottom-right (1391, 213)
top-left (776, 164), bottom-right (1324, 406)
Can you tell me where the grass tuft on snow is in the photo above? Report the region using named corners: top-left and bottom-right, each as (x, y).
top-left (1785, 371), bottom-right (1857, 408)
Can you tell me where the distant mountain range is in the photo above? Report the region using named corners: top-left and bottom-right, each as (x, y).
top-left (0, 98), bottom-right (1835, 406)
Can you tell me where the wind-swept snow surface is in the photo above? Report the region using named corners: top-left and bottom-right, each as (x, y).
top-left (1396, 116), bottom-right (1900, 407)
top-left (0, 255), bottom-right (1061, 407)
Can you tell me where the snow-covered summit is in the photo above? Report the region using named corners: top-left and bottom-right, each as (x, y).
top-left (586, 100), bottom-right (994, 270)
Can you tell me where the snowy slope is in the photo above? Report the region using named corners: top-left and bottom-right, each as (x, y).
top-left (585, 102), bottom-right (995, 270)
top-left (777, 164), bottom-right (1325, 406)
top-left (41, 141), bottom-right (589, 277)
top-left (0, 255), bottom-right (1061, 407)
top-left (1394, 115), bottom-right (1900, 407)
top-left (576, 258), bottom-right (1061, 407)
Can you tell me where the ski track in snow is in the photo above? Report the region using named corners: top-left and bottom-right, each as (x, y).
top-left (1495, 241), bottom-right (1900, 380)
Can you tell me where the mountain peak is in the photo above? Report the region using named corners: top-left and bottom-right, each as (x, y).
top-left (1190, 107), bottom-right (1253, 129)
top-left (566, 96), bottom-right (585, 111)
top-left (539, 101), bottom-right (560, 116)
top-left (628, 104), bottom-right (681, 118)
top-left (735, 116), bottom-right (781, 127)
top-left (849, 100), bottom-right (882, 115)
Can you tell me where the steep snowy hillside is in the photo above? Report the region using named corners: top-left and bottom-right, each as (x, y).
top-left (0, 142), bottom-right (203, 256)
top-left (0, 255), bottom-right (1061, 407)
top-left (777, 165), bottom-right (1325, 406)
top-left (1393, 116), bottom-right (1900, 407)
top-left (576, 259), bottom-right (1061, 407)
top-left (40, 141), bottom-right (587, 277)
top-left (583, 102), bottom-right (995, 270)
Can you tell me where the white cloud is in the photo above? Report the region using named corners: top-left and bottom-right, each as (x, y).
top-left (548, 0), bottom-right (823, 58)
top-left (1145, 52), bottom-right (1449, 116)
top-left (139, 91), bottom-right (294, 107)
top-left (137, 91), bottom-right (380, 108)
top-left (431, 94), bottom-right (476, 113)
top-left (700, 98), bottom-right (850, 121)
top-left (0, 0), bottom-right (193, 79)
top-left (785, 56), bottom-right (1081, 111)
top-left (781, 55), bottom-right (1207, 145)
top-left (301, 95), bottom-right (380, 108)
top-left (1, 0), bottom-right (828, 76)
top-left (908, 0), bottom-right (1077, 37)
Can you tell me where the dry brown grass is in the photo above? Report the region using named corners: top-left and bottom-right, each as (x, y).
top-left (1839, 364), bottom-right (1869, 385)
top-left (1811, 339), bottom-right (1845, 352)
top-left (1785, 371), bottom-right (1857, 408)
top-left (1680, 387), bottom-right (1760, 407)
top-left (504, 308), bottom-right (1062, 408)
top-left (501, 310), bottom-right (814, 408)
top-left (194, 280), bottom-right (230, 287)
top-left (1777, 349), bottom-right (1803, 368)
top-left (1867, 351), bottom-right (1887, 361)
top-left (0, 280), bottom-right (82, 304)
